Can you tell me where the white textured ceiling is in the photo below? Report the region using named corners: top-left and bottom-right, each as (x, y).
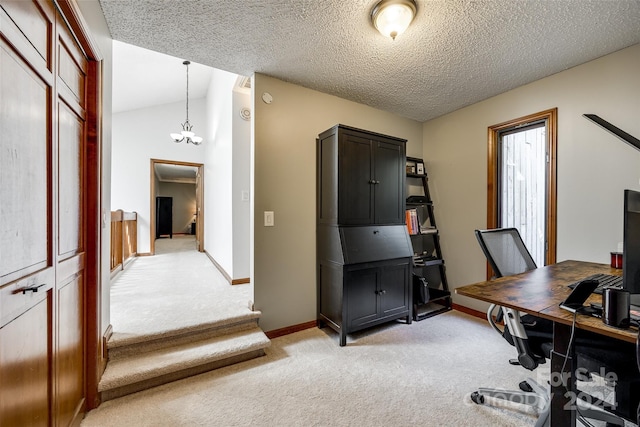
top-left (100, 0), bottom-right (640, 122)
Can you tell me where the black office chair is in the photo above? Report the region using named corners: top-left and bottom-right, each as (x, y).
top-left (472, 228), bottom-right (625, 426)
top-left (637, 329), bottom-right (639, 426)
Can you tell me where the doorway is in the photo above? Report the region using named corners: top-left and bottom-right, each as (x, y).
top-left (150, 159), bottom-right (204, 255)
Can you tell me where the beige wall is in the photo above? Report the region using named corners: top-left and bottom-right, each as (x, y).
top-left (423, 44), bottom-right (640, 313)
top-left (253, 74), bottom-right (423, 332)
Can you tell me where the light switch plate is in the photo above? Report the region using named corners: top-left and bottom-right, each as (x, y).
top-left (264, 211), bottom-right (274, 226)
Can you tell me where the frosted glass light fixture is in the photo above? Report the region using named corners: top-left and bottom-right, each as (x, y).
top-left (371, 0), bottom-right (417, 40)
top-left (170, 60), bottom-right (203, 145)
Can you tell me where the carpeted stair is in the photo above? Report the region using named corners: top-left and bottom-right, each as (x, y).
top-left (99, 311), bottom-right (270, 402)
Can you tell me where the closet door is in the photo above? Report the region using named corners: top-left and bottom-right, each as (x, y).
top-left (0, 2), bottom-right (57, 424)
top-left (55, 8), bottom-right (89, 426)
top-left (0, 1), bottom-right (88, 425)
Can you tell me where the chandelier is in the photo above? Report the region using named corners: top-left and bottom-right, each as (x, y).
top-left (170, 60), bottom-right (203, 145)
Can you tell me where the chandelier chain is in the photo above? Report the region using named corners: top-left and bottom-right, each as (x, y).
top-left (185, 60), bottom-right (189, 124)
top-left (170, 59), bottom-right (202, 145)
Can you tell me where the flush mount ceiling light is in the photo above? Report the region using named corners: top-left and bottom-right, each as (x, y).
top-left (371, 0), bottom-right (417, 40)
top-left (170, 60), bottom-right (203, 145)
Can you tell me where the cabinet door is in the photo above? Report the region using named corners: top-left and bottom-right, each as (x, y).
top-left (345, 266), bottom-right (379, 328)
top-left (374, 140), bottom-right (405, 224)
top-left (338, 133), bottom-right (374, 225)
top-left (379, 261), bottom-right (411, 318)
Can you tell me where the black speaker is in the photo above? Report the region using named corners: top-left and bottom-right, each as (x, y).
top-left (603, 287), bottom-right (630, 328)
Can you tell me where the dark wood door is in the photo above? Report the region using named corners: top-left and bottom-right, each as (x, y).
top-left (156, 196), bottom-right (173, 238)
top-left (0, 1), bottom-right (89, 425)
top-left (339, 133), bottom-right (374, 225)
top-left (345, 266), bottom-right (379, 328)
top-left (379, 262), bottom-right (410, 318)
top-left (373, 140), bottom-right (405, 224)
top-left (337, 132), bottom-right (405, 226)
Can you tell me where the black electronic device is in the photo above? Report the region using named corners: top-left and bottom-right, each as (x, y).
top-left (603, 287), bottom-right (631, 328)
top-left (560, 279), bottom-right (599, 313)
top-left (623, 189), bottom-right (640, 306)
top-left (406, 195), bottom-right (428, 204)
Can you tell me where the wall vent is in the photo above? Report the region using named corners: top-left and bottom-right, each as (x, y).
top-left (236, 75), bottom-right (251, 90)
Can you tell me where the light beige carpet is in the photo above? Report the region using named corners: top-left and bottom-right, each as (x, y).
top-left (83, 310), bottom-right (626, 427)
top-left (109, 235), bottom-right (254, 348)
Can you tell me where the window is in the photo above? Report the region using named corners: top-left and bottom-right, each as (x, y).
top-left (487, 108), bottom-right (557, 268)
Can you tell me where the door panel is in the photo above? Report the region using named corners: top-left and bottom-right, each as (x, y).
top-left (0, 0), bottom-right (51, 70)
top-left (345, 266), bottom-right (378, 328)
top-left (379, 262), bottom-right (409, 316)
top-left (374, 140), bottom-right (404, 224)
top-left (57, 37), bottom-right (85, 108)
top-left (339, 134), bottom-right (373, 224)
top-left (58, 101), bottom-right (83, 258)
top-left (56, 275), bottom-right (84, 426)
top-left (0, 45), bottom-right (50, 282)
top-left (0, 289), bottom-right (52, 427)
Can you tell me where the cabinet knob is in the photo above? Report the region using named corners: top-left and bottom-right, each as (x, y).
top-left (368, 180), bottom-right (380, 185)
top-left (373, 230), bottom-right (379, 234)
top-left (375, 289), bottom-right (387, 295)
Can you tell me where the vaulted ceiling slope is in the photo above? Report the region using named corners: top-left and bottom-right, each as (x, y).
top-left (98, 0), bottom-right (640, 122)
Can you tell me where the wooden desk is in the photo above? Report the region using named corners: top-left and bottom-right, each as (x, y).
top-left (457, 260), bottom-right (637, 426)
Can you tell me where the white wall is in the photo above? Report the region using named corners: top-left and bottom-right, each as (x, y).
top-left (111, 99), bottom-right (206, 253)
top-left (203, 69), bottom-right (235, 276)
top-left (422, 44), bottom-right (640, 313)
top-left (253, 74), bottom-right (424, 332)
top-left (232, 87), bottom-right (252, 280)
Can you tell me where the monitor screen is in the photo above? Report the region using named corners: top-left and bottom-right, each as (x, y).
top-left (623, 189), bottom-right (640, 306)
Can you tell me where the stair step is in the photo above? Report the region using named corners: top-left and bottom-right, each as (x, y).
top-left (107, 310), bottom-right (262, 352)
top-left (108, 315), bottom-right (261, 360)
top-left (99, 325), bottom-right (270, 401)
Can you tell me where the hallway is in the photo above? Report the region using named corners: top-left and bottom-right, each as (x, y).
top-left (109, 235), bottom-right (254, 352)
top-left (99, 235), bottom-right (268, 401)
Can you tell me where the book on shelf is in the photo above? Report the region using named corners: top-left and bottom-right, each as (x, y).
top-left (405, 208), bottom-right (420, 235)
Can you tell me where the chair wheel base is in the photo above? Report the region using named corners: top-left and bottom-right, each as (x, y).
top-left (471, 391), bottom-right (485, 405)
top-left (519, 380), bottom-right (533, 393)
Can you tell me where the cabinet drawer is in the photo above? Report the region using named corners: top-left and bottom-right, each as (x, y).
top-left (340, 225), bottom-right (412, 264)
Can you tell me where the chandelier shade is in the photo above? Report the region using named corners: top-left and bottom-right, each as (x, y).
top-left (170, 60), bottom-right (203, 145)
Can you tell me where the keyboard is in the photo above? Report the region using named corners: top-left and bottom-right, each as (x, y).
top-left (567, 273), bottom-right (623, 295)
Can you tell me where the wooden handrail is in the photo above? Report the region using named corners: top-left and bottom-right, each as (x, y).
top-left (110, 210), bottom-right (137, 276)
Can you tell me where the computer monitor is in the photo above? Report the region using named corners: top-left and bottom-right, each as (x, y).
top-left (623, 189), bottom-right (640, 306)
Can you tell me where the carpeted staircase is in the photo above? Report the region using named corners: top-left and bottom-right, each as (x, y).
top-left (99, 310), bottom-right (271, 402)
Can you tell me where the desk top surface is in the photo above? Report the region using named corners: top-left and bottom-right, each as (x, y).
top-left (456, 260), bottom-right (637, 343)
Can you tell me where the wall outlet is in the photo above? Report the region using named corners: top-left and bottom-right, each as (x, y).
top-left (264, 211), bottom-right (274, 227)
